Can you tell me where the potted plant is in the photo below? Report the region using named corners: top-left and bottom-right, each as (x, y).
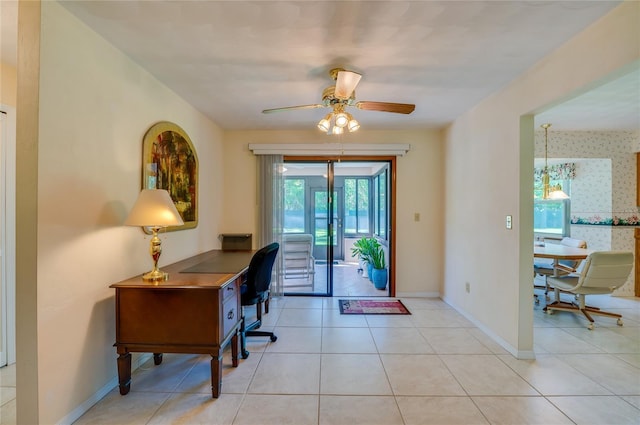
top-left (370, 244), bottom-right (388, 290)
top-left (350, 237), bottom-right (378, 279)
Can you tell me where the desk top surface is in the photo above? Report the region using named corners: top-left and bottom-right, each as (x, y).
top-left (110, 249), bottom-right (254, 289)
top-left (534, 244), bottom-right (591, 260)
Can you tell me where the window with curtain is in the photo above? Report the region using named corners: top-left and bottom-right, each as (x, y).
top-left (257, 155), bottom-right (284, 297)
top-left (534, 163), bottom-right (575, 237)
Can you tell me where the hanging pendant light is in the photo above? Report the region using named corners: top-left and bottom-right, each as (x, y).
top-left (541, 123), bottom-right (569, 200)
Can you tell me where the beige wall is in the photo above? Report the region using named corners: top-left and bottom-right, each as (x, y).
top-left (1, 61), bottom-right (17, 106)
top-left (18, 2), bottom-right (224, 423)
top-left (443, 2), bottom-right (640, 357)
top-left (222, 129), bottom-right (445, 296)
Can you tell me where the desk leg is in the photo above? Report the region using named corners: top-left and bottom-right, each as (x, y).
top-left (117, 353), bottom-right (132, 395)
top-left (210, 352), bottom-right (222, 398)
top-left (231, 331), bottom-right (239, 367)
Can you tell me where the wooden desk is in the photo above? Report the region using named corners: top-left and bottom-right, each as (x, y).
top-left (110, 249), bottom-right (254, 398)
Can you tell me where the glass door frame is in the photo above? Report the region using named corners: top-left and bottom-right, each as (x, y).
top-left (310, 186), bottom-right (344, 261)
top-left (283, 156), bottom-right (398, 297)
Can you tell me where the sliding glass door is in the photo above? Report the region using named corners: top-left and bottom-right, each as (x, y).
top-left (311, 187), bottom-right (343, 261)
top-left (282, 160), bottom-right (392, 297)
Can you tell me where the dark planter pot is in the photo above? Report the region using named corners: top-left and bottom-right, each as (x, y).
top-left (372, 268), bottom-right (388, 290)
top-left (367, 263), bottom-right (374, 282)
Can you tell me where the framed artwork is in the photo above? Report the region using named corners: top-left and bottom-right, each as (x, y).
top-left (142, 121), bottom-right (198, 231)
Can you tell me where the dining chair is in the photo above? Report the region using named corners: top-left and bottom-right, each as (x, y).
top-left (545, 251), bottom-right (633, 330)
top-left (239, 242), bottom-right (280, 359)
top-left (533, 236), bottom-right (587, 303)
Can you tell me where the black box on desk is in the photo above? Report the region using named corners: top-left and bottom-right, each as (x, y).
top-left (220, 233), bottom-right (252, 251)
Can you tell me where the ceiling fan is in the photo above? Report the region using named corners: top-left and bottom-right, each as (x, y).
top-left (262, 68), bottom-right (415, 134)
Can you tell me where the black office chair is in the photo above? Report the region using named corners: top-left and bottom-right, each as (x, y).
top-left (240, 242), bottom-right (279, 359)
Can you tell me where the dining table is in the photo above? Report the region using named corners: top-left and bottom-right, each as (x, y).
top-left (534, 242), bottom-right (591, 276)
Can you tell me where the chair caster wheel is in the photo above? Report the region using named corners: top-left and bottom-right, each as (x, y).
top-left (617, 318), bottom-right (623, 326)
top-left (241, 350), bottom-right (250, 359)
top-left (270, 335), bottom-right (278, 342)
top-left (587, 323), bottom-right (594, 330)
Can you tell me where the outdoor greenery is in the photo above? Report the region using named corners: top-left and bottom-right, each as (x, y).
top-left (284, 178), bottom-right (305, 211)
top-left (284, 177), bottom-right (372, 235)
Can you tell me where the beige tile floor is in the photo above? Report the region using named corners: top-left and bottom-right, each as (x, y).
top-left (0, 363), bottom-right (15, 425)
top-left (284, 262), bottom-right (387, 297)
top-left (1, 291), bottom-right (639, 424)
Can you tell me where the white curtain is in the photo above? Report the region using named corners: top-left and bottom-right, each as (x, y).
top-left (257, 155), bottom-right (284, 297)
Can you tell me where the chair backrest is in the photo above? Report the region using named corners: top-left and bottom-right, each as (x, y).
top-left (243, 242), bottom-right (280, 298)
top-left (578, 251), bottom-right (634, 291)
top-left (283, 233), bottom-right (314, 257)
top-left (560, 237), bottom-right (587, 248)
top-left (559, 237), bottom-right (587, 269)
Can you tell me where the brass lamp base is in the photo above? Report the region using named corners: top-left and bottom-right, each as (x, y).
top-left (142, 226), bottom-right (169, 282)
top-left (142, 269), bottom-right (169, 282)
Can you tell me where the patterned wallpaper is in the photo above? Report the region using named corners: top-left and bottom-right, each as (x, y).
top-left (534, 130), bottom-right (640, 295)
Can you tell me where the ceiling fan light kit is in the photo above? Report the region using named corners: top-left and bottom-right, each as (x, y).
top-left (316, 104), bottom-right (361, 135)
top-left (317, 114), bottom-right (332, 132)
top-left (263, 67), bottom-right (415, 134)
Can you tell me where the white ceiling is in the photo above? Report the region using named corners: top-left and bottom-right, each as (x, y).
top-left (2, 1), bottom-right (638, 131)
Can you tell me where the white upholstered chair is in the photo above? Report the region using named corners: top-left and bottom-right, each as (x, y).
top-left (545, 251), bottom-right (633, 330)
top-left (533, 236), bottom-right (587, 303)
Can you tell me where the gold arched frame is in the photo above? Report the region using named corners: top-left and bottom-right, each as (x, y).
top-left (142, 121), bottom-right (198, 231)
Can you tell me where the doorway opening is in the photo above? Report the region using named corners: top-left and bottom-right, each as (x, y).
top-left (281, 159), bottom-right (394, 297)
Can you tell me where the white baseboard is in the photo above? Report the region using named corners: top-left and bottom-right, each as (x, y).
top-left (441, 294), bottom-right (536, 360)
top-left (395, 291), bottom-right (441, 298)
top-left (56, 353), bottom-right (152, 425)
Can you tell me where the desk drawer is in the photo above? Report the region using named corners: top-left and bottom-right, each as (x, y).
top-left (223, 280), bottom-right (238, 303)
top-left (222, 296), bottom-right (238, 338)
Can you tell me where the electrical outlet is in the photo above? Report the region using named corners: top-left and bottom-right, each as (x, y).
top-left (506, 215), bottom-right (512, 229)
top-left (465, 282), bottom-right (470, 293)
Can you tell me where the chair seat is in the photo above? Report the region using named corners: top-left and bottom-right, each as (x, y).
top-left (548, 275), bottom-right (620, 295)
top-left (239, 242), bottom-right (280, 359)
top-left (533, 259), bottom-right (554, 269)
top-left (241, 284), bottom-right (268, 306)
top-left (533, 262), bottom-right (554, 275)
top-left (544, 251), bottom-right (633, 330)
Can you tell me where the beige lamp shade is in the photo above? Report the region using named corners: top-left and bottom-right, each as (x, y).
top-left (125, 189), bottom-right (184, 227)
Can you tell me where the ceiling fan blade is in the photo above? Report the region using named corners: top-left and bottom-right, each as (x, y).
top-left (262, 104), bottom-right (325, 114)
top-left (355, 101), bottom-right (415, 114)
top-left (334, 70), bottom-right (362, 100)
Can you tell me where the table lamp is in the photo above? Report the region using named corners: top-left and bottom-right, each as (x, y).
top-left (125, 189), bottom-right (184, 281)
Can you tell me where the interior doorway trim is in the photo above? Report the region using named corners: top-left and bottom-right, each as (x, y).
top-left (0, 104), bottom-right (17, 365)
